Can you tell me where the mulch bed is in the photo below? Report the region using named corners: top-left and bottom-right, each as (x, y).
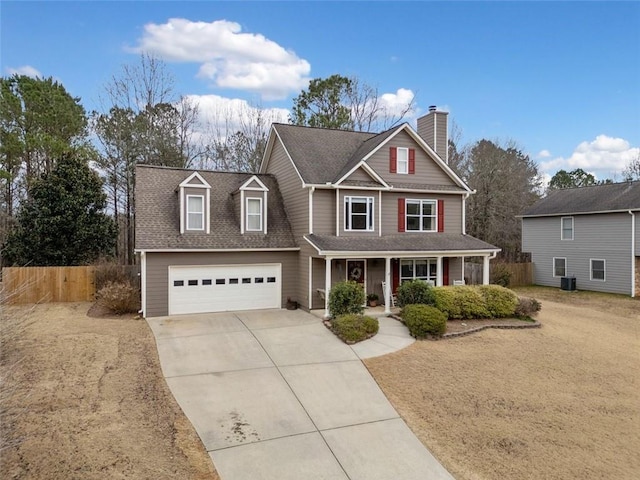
top-left (390, 314), bottom-right (540, 339)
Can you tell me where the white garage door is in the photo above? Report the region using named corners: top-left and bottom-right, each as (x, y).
top-left (168, 264), bottom-right (282, 315)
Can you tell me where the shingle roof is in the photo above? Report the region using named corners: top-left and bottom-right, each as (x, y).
top-left (333, 127), bottom-right (401, 181)
top-left (135, 165), bottom-right (297, 250)
top-left (272, 123), bottom-right (379, 184)
top-left (305, 234), bottom-right (499, 253)
top-left (522, 181), bottom-right (640, 217)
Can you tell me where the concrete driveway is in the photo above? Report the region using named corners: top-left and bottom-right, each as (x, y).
top-left (147, 309), bottom-right (454, 480)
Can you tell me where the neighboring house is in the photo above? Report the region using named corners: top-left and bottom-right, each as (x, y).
top-left (136, 107), bottom-right (500, 318)
top-left (521, 181), bottom-right (640, 297)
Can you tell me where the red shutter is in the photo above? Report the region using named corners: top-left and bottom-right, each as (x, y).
top-left (398, 198), bottom-right (405, 232)
top-left (390, 147), bottom-right (397, 173)
top-left (408, 148), bottom-right (415, 174)
top-left (437, 199), bottom-right (444, 232)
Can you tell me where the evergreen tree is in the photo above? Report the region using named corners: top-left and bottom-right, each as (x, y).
top-left (3, 152), bottom-right (117, 265)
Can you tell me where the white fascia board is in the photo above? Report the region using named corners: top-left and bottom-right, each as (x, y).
top-left (135, 247), bottom-right (301, 253)
top-left (334, 161), bottom-right (390, 188)
top-left (179, 171), bottom-right (211, 189)
top-left (308, 249), bottom-right (501, 258)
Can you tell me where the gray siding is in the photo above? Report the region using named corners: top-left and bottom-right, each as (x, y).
top-left (366, 130), bottom-right (454, 186)
top-left (343, 167), bottom-right (375, 182)
top-left (522, 213), bottom-right (634, 295)
top-left (145, 251), bottom-right (298, 317)
top-left (264, 140), bottom-right (308, 238)
top-left (448, 257), bottom-right (463, 284)
top-left (312, 189), bottom-right (335, 235)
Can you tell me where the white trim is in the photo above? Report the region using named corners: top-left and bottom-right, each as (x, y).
top-left (324, 257), bottom-right (332, 318)
top-left (335, 188), bottom-right (340, 236)
top-left (179, 171), bottom-right (211, 189)
top-left (561, 216), bottom-right (574, 241)
top-left (520, 208), bottom-right (640, 219)
top-left (335, 162), bottom-right (390, 188)
top-left (308, 257), bottom-right (313, 309)
top-left (344, 196), bottom-right (375, 232)
top-left (264, 191), bottom-right (268, 234)
top-left (179, 186), bottom-right (185, 234)
top-left (306, 183), bottom-right (469, 195)
top-left (140, 251), bottom-right (147, 317)
top-left (136, 247), bottom-right (300, 253)
top-left (246, 197), bottom-right (263, 232)
top-left (186, 194), bottom-right (205, 231)
top-left (378, 190), bottom-right (382, 237)
top-left (590, 258), bottom-right (606, 281)
top-left (240, 190), bottom-right (245, 234)
top-left (309, 187), bottom-right (314, 234)
top-left (553, 257), bottom-right (567, 277)
top-left (239, 175), bottom-right (269, 192)
top-left (396, 147), bottom-right (409, 174)
top-left (462, 193), bottom-right (469, 235)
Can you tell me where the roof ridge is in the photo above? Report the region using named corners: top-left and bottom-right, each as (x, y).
top-left (136, 164), bottom-right (274, 177)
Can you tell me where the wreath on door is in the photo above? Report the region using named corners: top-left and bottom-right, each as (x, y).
top-left (349, 267), bottom-right (362, 281)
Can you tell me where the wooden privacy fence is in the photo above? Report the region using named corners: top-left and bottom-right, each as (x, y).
top-left (464, 262), bottom-right (533, 287)
top-left (2, 266), bottom-right (96, 305)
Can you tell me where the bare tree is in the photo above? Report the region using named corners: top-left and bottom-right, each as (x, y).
top-left (349, 77), bottom-right (415, 132)
top-left (622, 151), bottom-right (640, 181)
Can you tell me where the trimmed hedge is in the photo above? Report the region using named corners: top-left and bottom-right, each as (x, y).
top-left (328, 280), bottom-right (365, 317)
top-left (401, 304), bottom-right (447, 338)
top-left (430, 285), bottom-right (518, 319)
top-left (331, 314), bottom-right (379, 343)
top-left (396, 279), bottom-right (434, 308)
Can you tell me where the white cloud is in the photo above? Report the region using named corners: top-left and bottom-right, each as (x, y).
top-left (130, 18), bottom-right (311, 100)
top-left (540, 135), bottom-right (639, 178)
top-left (6, 65), bottom-right (42, 77)
top-left (378, 88), bottom-right (416, 117)
top-left (185, 94), bottom-right (289, 141)
top-left (537, 149), bottom-right (551, 158)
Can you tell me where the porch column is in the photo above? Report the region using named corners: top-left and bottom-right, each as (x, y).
top-left (324, 257), bottom-right (332, 318)
top-left (384, 256), bottom-right (392, 314)
top-left (482, 255), bottom-right (490, 285)
top-left (436, 256), bottom-right (443, 287)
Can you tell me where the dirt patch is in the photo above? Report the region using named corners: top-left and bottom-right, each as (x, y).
top-left (0, 302), bottom-right (218, 480)
top-left (365, 293), bottom-right (640, 480)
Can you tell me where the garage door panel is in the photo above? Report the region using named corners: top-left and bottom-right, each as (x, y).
top-left (169, 264), bottom-right (281, 315)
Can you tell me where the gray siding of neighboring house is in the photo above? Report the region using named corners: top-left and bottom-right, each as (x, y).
top-left (366, 130), bottom-right (454, 186)
top-left (522, 213), bottom-right (633, 295)
top-left (145, 251), bottom-right (298, 317)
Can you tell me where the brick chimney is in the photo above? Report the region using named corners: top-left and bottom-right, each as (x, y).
top-left (417, 105), bottom-right (448, 163)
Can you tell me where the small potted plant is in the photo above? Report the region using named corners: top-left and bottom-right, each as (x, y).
top-left (367, 293), bottom-right (379, 307)
top-left (286, 297), bottom-right (298, 310)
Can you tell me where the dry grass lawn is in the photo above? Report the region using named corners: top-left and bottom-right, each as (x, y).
top-left (1, 302), bottom-right (218, 480)
top-left (365, 287), bottom-right (640, 480)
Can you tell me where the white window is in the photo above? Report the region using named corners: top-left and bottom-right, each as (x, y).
top-left (400, 259), bottom-right (437, 284)
top-left (590, 259), bottom-right (605, 281)
top-left (406, 199), bottom-right (437, 231)
top-left (345, 196), bottom-right (374, 231)
top-left (246, 197), bottom-right (263, 231)
top-left (186, 195), bottom-right (204, 230)
top-left (561, 217), bottom-right (574, 240)
top-left (397, 147), bottom-right (409, 174)
top-left (553, 257), bottom-right (566, 277)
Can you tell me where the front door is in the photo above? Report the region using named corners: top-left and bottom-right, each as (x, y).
top-left (346, 260), bottom-right (366, 294)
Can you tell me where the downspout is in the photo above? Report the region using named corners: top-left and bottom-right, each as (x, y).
top-left (630, 211), bottom-right (636, 298)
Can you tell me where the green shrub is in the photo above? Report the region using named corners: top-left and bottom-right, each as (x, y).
top-left (401, 304), bottom-right (447, 338)
top-left (477, 285), bottom-right (518, 318)
top-left (328, 281), bottom-right (365, 317)
top-left (332, 314), bottom-right (379, 343)
top-left (396, 279), bottom-right (435, 307)
top-left (432, 286), bottom-right (489, 319)
top-left (515, 297), bottom-right (542, 317)
top-left (97, 281), bottom-right (140, 314)
top-left (491, 264), bottom-right (512, 287)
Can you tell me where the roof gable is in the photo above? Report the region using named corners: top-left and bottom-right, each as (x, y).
top-left (179, 171), bottom-right (210, 188)
top-left (239, 175), bottom-right (269, 192)
top-left (522, 181), bottom-right (640, 217)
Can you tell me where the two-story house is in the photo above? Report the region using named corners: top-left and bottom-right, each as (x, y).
top-left (135, 107), bottom-right (500, 318)
top-left (521, 181), bottom-right (639, 297)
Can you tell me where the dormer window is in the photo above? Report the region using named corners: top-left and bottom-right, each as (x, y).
top-left (179, 172), bottom-right (211, 234)
top-left (246, 198), bottom-right (263, 231)
top-left (238, 175), bottom-right (269, 234)
top-left (186, 195), bottom-right (204, 230)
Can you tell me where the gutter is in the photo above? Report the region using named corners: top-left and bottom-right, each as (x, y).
top-left (631, 211), bottom-right (636, 298)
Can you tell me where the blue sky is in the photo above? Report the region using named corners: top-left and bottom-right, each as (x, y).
top-left (2, 1), bottom-right (639, 182)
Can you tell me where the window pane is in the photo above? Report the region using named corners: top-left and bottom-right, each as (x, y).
top-left (229, 278), bottom-right (239, 284)
top-left (267, 277), bottom-right (276, 283)
top-left (173, 280), bottom-right (184, 287)
top-left (554, 259), bottom-right (566, 277)
top-left (188, 196), bottom-right (203, 213)
top-left (422, 217), bottom-right (434, 231)
top-left (202, 279), bottom-right (212, 285)
top-left (406, 202), bottom-right (420, 215)
top-left (397, 148), bottom-right (408, 174)
top-left (247, 214), bottom-right (261, 230)
top-left (592, 260), bottom-right (605, 280)
top-left (188, 280), bottom-right (198, 286)
top-left (247, 199), bottom-right (261, 213)
top-left (216, 279), bottom-right (225, 285)
top-left (242, 278), bottom-right (251, 284)
top-left (406, 217), bottom-right (420, 231)
top-left (351, 201), bottom-right (367, 213)
top-left (401, 261), bottom-right (413, 278)
top-left (415, 260), bottom-right (428, 277)
top-left (422, 202), bottom-right (434, 215)
top-left (351, 215), bottom-right (367, 230)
